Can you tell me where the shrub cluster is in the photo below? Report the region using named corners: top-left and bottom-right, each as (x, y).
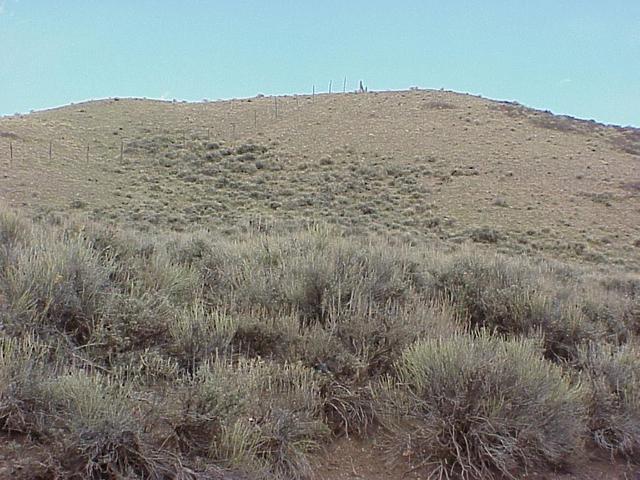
top-left (0, 209), bottom-right (639, 478)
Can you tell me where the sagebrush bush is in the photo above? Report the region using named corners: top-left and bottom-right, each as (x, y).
top-left (169, 303), bottom-right (237, 371)
top-left (96, 290), bottom-right (176, 355)
top-left (0, 334), bottom-right (53, 434)
top-left (2, 231), bottom-right (113, 343)
top-left (49, 370), bottom-right (188, 479)
top-left (578, 342), bottom-right (640, 460)
top-left (134, 249), bottom-right (200, 305)
top-left (430, 251), bottom-right (600, 360)
top-left (380, 332), bottom-right (586, 479)
top-left (174, 359), bottom-right (328, 479)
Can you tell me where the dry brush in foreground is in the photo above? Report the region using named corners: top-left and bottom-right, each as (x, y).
top-left (0, 208), bottom-right (639, 479)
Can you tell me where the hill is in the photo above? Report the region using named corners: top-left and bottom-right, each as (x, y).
top-left (1, 89), bottom-right (639, 268)
top-left (0, 90), bottom-right (639, 479)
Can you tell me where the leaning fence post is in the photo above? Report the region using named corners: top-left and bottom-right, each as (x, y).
top-left (10, 142), bottom-right (13, 164)
top-left (329, 80), bottom-right (332, 94)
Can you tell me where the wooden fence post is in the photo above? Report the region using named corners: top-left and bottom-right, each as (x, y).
top-left (120, 139), bottom-right (124, 162)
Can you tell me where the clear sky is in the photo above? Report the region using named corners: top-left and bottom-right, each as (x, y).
top-left (1, 1), bottom-right (638, 126)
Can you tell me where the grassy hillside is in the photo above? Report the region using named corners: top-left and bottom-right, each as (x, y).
top-left (0, 90), bottom-right (639, 479)
top-left (1, 89), bottom-right (639, 268)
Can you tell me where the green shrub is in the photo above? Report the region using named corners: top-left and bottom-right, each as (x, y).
top-left (380, 332), bottom-right (586, 479)
top-left (4, 209), bottom-right (640, 478)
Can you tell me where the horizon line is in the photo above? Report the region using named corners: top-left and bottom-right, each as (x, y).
top-left (2, 87), bottom-right (638, 130)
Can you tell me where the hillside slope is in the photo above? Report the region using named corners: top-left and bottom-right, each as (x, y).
top-left (1, 89), bottom-right (639, 268)
top-left (1, 90), bottom-right (640, 479)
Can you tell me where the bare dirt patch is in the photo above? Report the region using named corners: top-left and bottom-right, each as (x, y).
top-left (314, 438), bottom-right (639, 480)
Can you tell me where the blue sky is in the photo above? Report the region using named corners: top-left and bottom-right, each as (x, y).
top-left (1, 1), bottom-right (638, 126)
